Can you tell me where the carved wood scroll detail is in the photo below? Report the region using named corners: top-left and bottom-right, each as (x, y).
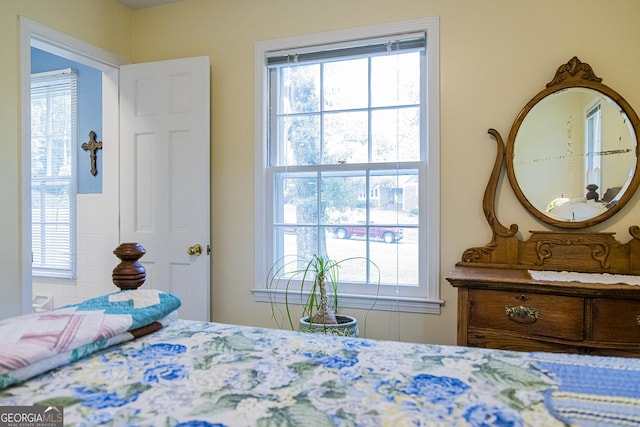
top-left (462, 241), bottom-right (498, 263)
top-left (534, 238), bottom-right (610, 269)
top-left (484, 129), bottom-right (518, 238)
top-left (546, 56), bottom-right (602, 87)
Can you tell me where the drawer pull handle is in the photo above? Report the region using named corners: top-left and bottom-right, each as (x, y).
top-left (637, 314), bottom-right (640, 326)
top-left (505, 305), bottom-right (540, 323)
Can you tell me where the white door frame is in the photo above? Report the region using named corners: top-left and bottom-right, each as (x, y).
top-left (19, 17), bottom-right (128, 314)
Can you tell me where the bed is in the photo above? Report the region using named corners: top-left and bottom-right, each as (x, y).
top-left (1, 245), bottom-right (640, 426)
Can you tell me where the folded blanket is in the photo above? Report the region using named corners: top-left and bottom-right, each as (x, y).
top-left (532, 352), bottom-right (640, 427)
top-left (0, 289), bottom-right (181, 390)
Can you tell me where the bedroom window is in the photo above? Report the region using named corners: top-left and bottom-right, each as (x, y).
top-left (254, 18), bottom-right (441, 313)
top-left (31, 69), bottom-right (78, 278)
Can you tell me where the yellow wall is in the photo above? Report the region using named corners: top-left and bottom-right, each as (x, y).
top-left (2, 0), bottom-right (640, 345)
top-left (130, 0), bottom-right (640, 344)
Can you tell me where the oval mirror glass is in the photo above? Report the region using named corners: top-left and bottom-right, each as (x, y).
top-left (506, 58), bottom-right (640, 228)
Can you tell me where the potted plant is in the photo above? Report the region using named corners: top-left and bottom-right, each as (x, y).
top-left (266, 253), bottom-right (379, 337)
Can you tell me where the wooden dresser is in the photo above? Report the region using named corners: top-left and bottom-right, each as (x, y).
top-left (447, 264), bottom-right (640, 357)
top-left (445, 179), bottom-right (640, 357)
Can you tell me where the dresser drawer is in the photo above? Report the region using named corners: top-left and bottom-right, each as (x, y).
top-left (592, 299), bottom-right (640, 343)
top-left (468, 289), bottom-right (584, 340)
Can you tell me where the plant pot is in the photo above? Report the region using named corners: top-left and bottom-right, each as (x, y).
top-left (298, 315), bottom-right (359, 337)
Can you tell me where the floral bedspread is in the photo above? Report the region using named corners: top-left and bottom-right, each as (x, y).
top-left (0, 319), bottom-right (567, 426)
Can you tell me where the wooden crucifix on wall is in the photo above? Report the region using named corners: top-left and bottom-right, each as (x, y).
top-left (81, 130), bottom-right (103, 176)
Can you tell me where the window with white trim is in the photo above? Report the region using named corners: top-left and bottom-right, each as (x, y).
top-left (31, 69), bottom-right (78, 278)
top-left (585, 103), bottom-right (602, 190)
top-left (254, 18), bottom-right (441, 313)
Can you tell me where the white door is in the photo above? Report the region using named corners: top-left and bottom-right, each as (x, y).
top-left (119, 56), bottom-right (211, 321)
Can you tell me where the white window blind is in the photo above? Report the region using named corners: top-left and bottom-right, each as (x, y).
top-left (31, 68), bottom-right (78, 278)
top-left (265, 33), bottom-right (426, 66)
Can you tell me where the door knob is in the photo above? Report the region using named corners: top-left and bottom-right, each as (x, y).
top-left (187, 244), bottom-right (203, 256)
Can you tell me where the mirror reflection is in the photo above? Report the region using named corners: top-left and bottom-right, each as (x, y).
top-left (513, 88), bottom-right (637, 222)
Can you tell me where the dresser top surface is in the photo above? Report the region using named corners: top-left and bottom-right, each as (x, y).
top-left (446, 265), bottom-right (640, 297)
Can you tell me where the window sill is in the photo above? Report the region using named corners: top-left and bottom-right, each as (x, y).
top-left (32, 275), bottom-right (76, 284)
top-left (252, 288), bottom-right (443, 314)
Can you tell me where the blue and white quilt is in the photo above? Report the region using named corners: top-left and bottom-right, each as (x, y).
top-left (0, 289), bottom-right (180, 390)
top-left (533, 352), bottom-right (640, 427)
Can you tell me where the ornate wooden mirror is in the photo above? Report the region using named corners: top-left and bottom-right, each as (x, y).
top-left (505, 57), bottom-right (640, 228)
top-left (457, 57), bottom-right (640, 272)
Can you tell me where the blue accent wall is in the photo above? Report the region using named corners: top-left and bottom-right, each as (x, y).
top-left (31, 47), bottom-right (103, 194)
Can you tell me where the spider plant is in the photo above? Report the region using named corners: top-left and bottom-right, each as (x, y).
top-left (266, 253), bottom-right (380, 334)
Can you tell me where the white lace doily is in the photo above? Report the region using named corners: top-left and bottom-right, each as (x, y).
top-left (529, 270), bottom-right (640, 286)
